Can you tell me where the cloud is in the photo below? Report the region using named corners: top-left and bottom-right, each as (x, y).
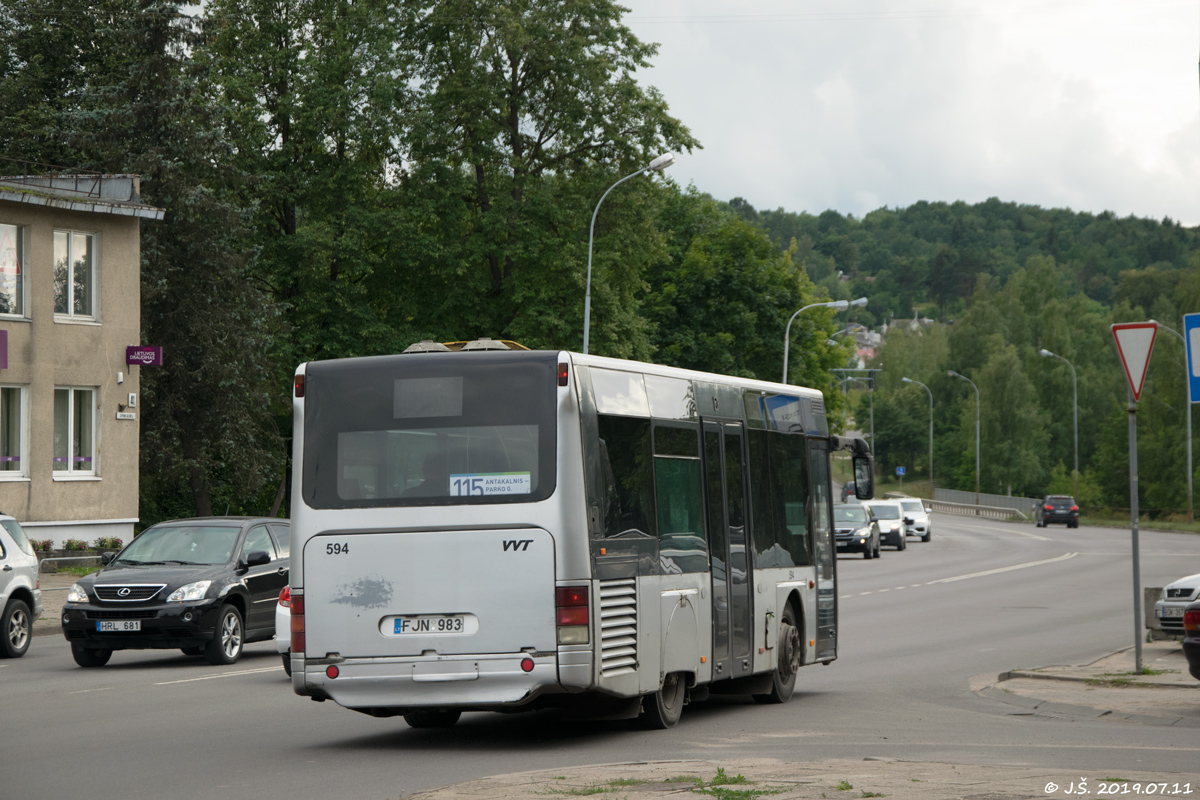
top-left (624, 0), bottom-right (1199, 222)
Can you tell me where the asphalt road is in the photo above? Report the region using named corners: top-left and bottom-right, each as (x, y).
top-left (2, 515), bottom-right (1197, 800)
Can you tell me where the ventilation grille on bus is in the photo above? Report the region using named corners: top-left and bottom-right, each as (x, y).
top-left (811, 398), bottom-right (828, 433)
top-left (598, 578), bottom-right (637, 677)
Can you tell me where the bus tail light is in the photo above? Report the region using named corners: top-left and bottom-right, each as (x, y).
top-left (557, 362), bottom-right (569, 387)
top-left (294, 374), bottom-right (305, 397)
top-left (556, 586), bottom-right (589, 644)
top-left (1184, 608), bottom-right (1200, 633)
top-left (290, 593), bottom-right (305, 653)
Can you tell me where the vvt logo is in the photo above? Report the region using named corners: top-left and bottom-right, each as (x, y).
top-left (503, 539), bottom-right (533, 552)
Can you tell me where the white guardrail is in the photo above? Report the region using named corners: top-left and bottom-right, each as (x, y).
top-left (927, 500), bottom-right (1027, 521)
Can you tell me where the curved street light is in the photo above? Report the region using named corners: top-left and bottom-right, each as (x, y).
top-left (902, 377), bottom-right (933, 492)
top-left (1149, 321), bottom-right (1192, 523)
top-left (582, 152), bottom-right (676, 354)
top-left (1039, 348), bottom-right (1078, 503)
top-left (782, 296), bottom-right (867, 384)
top-left (947, 370), bottom-right (980, 506)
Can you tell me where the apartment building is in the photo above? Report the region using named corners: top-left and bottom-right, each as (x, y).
top-left (0, 175), bottom-right (162, 547)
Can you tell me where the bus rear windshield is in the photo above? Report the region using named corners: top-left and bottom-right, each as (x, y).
top-left (301, 352), bottom-right (558, 508)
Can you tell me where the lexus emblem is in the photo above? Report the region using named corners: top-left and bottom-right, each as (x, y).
top-left (117, 588), bottom-right (131, 597)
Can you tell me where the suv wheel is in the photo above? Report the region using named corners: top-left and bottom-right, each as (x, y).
top-left (1, 599), bottom-right (32, 658)
top-left (205, 604), bottom-right (244, 665)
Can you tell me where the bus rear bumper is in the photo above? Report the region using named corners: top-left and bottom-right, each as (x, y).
top-left (302, 652), bottom-right (561, 710)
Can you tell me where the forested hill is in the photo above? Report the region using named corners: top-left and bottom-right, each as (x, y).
top-left (725, 196), bottom-right (1200, 325)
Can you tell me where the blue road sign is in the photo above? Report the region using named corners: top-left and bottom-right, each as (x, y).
top-left (896, 466), bottom-right (906, 476)
top-left (1185, 313), bottom-right (1200, 403)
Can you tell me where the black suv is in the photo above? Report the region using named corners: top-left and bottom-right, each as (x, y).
top-left (1035, 495), bottom-right (1079, 528)
top-left (61, 517), bottom-right (289, 667)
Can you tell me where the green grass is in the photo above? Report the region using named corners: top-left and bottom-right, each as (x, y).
top-left (51, 565), bottom-right (102, 577)
top-left (554, 787), bottom-right (614, 796)
top-left (607, 779), bottom-right (647, 787)
top-left (711, 769), bottom-right (749, 786)
top-left (860, 792), bottom-right (887, 798)
top-left (1078, 516), bottom-right (1200, 534)
top-left (835, 780), bottom-right (853, 791)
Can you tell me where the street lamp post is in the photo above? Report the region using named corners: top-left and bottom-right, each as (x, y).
top-left (902, 377), bottom-right (933, 492)
top-left (948, 370), bottom-right (980, 506)
top-left (1039, 349), bottom-right (1078, 502)
top-left (782, 296), bottom-right (867, 384)
top-left (1149, 321), bottom-right (1193, 523)
top-left (582, 152), bottom-right (676, 355)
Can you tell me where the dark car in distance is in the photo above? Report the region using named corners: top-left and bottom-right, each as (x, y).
top-left (1036, 495), bottom-right (1079, 528)
top-left (1183, 601), bottom-right (1200, 682)
top-left (61, 517), bottom-right (289, 667)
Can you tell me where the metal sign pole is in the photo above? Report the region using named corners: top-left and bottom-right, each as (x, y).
top-left (1127, 387), bottom-right (1143, 674)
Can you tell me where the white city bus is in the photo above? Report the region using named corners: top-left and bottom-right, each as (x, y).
top-left (288, 340), bottom-right (873, 728)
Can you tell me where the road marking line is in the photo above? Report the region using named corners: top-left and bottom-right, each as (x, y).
top-left (859, 592), bottom-right (872, 595)
top-left (1012, 530), bottom-right (1051, 541)
top-left (926, 552), bottom-right (1078, 585)
top-left (155, 666), bottom-right (280, 686)
top-left (878, 588), bottom-right (890, 592)
top-left (894, 586), bottom-right (906, 590)
top-left (69, 687), bottom-right (113, 695)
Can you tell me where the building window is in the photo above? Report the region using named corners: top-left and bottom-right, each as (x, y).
top-left (53, 387), bottom-right (94, 474)
top-left (0, 386), bottom-right (26, 476)
top-left (53, 231), bottom-right (95, 318)
top-left (0, 223), bottom-right (24, 316)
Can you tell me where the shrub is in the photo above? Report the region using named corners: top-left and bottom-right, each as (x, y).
top-left (31, 539), bottom-right (54, 551)
top-left (93, 536), bottom-right (123, 550)
top-left (62, 538), bottom-right (89, 551)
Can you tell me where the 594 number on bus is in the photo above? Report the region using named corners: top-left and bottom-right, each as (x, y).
top-left (326, 542), bottom-right (349, 555)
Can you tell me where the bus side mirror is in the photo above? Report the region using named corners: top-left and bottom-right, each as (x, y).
top-left (853, 455), bottom-right (874, 500)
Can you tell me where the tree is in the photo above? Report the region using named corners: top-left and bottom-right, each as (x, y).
top-left (3, 0), bottom-right (285, 520)
top-left (402, 0), bottom-right (699, 354)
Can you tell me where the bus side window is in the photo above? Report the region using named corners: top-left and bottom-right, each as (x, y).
top-left (653, 422), bottom-right (706, 573)
top-left (597, 414), bottom-right (655, 538)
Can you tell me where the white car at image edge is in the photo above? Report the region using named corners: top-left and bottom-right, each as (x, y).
top-left (276, 585), bottom-right (292, 675)
top-left (0, 515), bottom-right (43, 658)
top-left (1154, 572), bottom-right (1200, 636)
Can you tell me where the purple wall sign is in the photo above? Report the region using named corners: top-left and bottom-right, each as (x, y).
top-left (0, 330), bottom-right (7, 369)
top-left (126, 346), bottom-right (163, 366)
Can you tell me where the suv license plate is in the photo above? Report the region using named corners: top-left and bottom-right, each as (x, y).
top-left (1161, 607), bottom-right (1185, 618)
top-left (97, 620), bottom-right (141, 632)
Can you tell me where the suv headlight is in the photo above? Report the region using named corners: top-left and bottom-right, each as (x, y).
top-left (66, 583), bottom-right (89, 604)
top-left (166, 581), bottom-right (213, 603)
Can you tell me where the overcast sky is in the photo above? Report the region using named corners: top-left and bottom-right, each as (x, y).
top-left (620, 0), bottom-right (1200, 224)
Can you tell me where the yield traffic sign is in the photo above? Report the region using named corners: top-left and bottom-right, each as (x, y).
top-left (1111, 322), bottom-right (1158, 401)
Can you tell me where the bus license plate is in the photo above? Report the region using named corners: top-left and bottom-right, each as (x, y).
top-left (1161, 607), bottom-right (1185, 618)
top-left (97, 620), bottom-right (141, 632)
top-left (393, 615), bottom-right (471, 635)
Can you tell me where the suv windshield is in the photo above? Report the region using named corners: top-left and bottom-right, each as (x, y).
top-left (900, 500), bottom-right (924, 513)
top-left (114, 525), bottom-right (241, 566)
top-left (1, 519), bottom-right (33, 556)
top-left (834, 507), bottom-right (868, 524)
top-left (869, 504), bottom-right (900, 520)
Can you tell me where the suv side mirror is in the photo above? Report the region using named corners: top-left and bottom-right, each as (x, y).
top-left (244, 550), bottom-right (271, 568)
top-left (100, 551), bottom-right (114, 565)
top-left (903, 517), bottom-right (913, 525)
top-left (853, 454), bottom-right (875, 500)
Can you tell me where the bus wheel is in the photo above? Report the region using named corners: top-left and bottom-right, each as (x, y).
top-left (640, 672), bottom-right (685, 729)
top-left (755, 605), bottom-right (801, 704)
top-left (403, 709), bottom-right (461, 728)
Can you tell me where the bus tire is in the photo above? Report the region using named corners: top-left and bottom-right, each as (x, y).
top-left (640, 672), bottom-right (685, 729)
top-left (754, 604), bottom-right (801, 704)
top-left (403, 709), bottom-right (461, 728)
